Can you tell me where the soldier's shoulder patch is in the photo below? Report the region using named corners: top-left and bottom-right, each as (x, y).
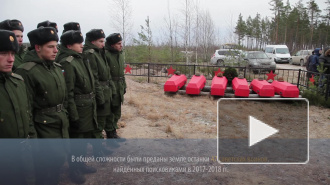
top-left (22, 62), bottom-right (37, 71)
top-left (54, 62), bottom-right (62, 67)
top-left (11, 73), bottom-right (24, 81)
top-left (66, 56), bottom-right (74, 63)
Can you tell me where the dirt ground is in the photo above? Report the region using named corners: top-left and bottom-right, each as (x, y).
top-left (59, 76), bottom-right (330, 185)
top-left (119, 76), bottom-right (329, 139)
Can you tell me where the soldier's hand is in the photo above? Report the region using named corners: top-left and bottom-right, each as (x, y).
top-left (124, 88), bottom-right (126, 94)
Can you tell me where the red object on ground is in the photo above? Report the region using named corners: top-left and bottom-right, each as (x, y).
top-left (164, 74), bottom-right (187, 92)
top-left (211, 76), bottom-right (228, 96)
top-left (271, 80), bottom-right (299, 98)
top-left (232, 77), bottom-right (250, 97)
top-left (186, 75), bottom-right (206, 95)
top-left (250, 79), bottom-right (275, 97)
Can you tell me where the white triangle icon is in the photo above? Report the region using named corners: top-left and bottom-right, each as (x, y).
top-left (249, 116), bottom-right (279, 147)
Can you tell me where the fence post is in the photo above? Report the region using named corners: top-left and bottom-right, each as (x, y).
top-left (297, 69), bottom-right (301, 88)
top-left (147, 63), bottom-right (150, 83)
top-left (193, 64), bottom-right (196, 75)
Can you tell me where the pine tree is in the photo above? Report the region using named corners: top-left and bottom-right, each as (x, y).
top-left (234, 13), bottom-right (246, 47)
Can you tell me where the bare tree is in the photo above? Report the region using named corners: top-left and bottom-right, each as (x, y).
top-left (199, 10), bottom-right (216, 62)
top-left (164, 0), bottom-right (174, 63)
top-left (179, 0), bottom-right (193, 64)
top-left (109, 0), bottom-right (133, 51)
top-left (193, 0), bottom-right (201, 64)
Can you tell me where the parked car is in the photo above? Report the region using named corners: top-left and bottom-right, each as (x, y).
top-left (244, 51), bottom-right (276, 74)
top-left (265, 45), bottom-right (292, 63)
top-left (291, 49), bottom-right (313, 66)
top-left (210, 49), bottom-right (243, 65)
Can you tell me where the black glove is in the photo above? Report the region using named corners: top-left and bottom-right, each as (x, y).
top-left (124, 88), bottom-right (126, 94)
top-left (97, 103), bottom-right (105, 110)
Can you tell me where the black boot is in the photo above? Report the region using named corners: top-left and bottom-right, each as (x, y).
top-left (69, 169), bottom-right (86, 184)
top-left (106, 130), bottom-right (121, 138)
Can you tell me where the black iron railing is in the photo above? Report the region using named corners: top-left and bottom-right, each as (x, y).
top-left (125, 63), bottom-right (330, 100)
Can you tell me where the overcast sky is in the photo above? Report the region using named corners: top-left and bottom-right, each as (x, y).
top-left (0, 0), bottom-right (327, 45)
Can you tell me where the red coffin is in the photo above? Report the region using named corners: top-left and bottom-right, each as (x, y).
top-left (164, 74), bottom-right (187, 92)
top-left (250, 79), bottom-right (275, 97)
top-left (232, 77), bottom-right (250, 97)
top-left (186, 75), bottom-right (206, 95)
top-left (211, 76), bottom-right (228, 96)
top-left (271, 80), bottom-right (299, 98)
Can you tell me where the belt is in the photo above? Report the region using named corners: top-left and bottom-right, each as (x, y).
top-left (99, 80), bottom-right (109, 86)
top-left (38, 104), bottom-right (64, 114)
top-left (74, 92), bottom-right (95, 99)
top-left (112, 77), bottom-right (124, 81)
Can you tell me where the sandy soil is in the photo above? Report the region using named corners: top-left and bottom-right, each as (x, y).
top-left (119, 76), bottom-right (329, 139)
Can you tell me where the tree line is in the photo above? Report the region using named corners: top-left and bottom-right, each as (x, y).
top-left (235, 0), bottom-right (330, 53)
top-left (109, 0), bottom-right (330, 64)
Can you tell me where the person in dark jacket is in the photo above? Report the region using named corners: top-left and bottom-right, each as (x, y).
top-left (0, 19), bottom-right (27, 70)
top-left (319, 47), bottom-right (330, 89)
top-left (105, 33), bottom-right (126, 139)
top-left (57, 30), bottom-right (97, 184)
top-left (0, 29), bottom-right (36, 185)
top-left (306, 51), bottom-right (314, 71)
top-left (15, 27), bottom-right (69, 185)
top-left (84, 29), bottom-right (116, 143)
top-left (309, 48), bottom-right (322, 73)
top-left (319, 47), bottom-right (330, 75)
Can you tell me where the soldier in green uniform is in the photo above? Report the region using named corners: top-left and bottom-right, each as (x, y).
top-left (57, 30), bottom-right (97, 184)
top-left (63, 22), bottom-right (81, 33)
top-left (84, 29), bottom-right (116, 144)
top-left (0, 19), bottom-right (27, 70)
top-left (15, 27), bottom-right (69, 185)
top-left (105, 33), bottom-right (126, 138)
top-left (0, 29), bottom-right (36, 185)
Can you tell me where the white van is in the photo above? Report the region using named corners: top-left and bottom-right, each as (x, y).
top-left (265, 45), bottom-right (292, 63)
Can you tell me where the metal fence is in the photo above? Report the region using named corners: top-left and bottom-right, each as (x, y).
top-left (125, 63), bottom-right (330, 100)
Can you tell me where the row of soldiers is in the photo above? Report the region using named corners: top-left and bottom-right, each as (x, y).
top-left (0, 19), bottom-right (126, 184)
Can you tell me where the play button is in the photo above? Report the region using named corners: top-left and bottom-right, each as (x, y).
top-left (249, 116), bottom-right (279, 147)
top-left (217, 98), bottom-right (309, 164)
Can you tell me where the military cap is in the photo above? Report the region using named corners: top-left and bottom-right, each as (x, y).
top-left (28, 27), bottom-right (59, 47)
top-left (0, 29), bottom-right (19, 52)
top-left (60, 30), bottom-right (84, 46)
top-left (63, 22), bottom-right (81, 33)
top-left (37, 20), bottom-right (58, 32)
top-left (0, 19), bottom-right (24, 32)
top-left (106, 33), bottom-right (122, 45)
top-left (86, 29), bottom-right (105, 42)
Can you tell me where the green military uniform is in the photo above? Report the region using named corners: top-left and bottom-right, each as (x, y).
top-left (15, 27), bottom-right (69, 185)
top-left (105, 33), bottom-right (126, 137)
top-left (58, 45), bottom-right (98, 133)
top-left (57, 30), bottom-right (98, 183)
top-left (0, 30), bottom-right (36, 185)
top-left (13, 45), bottom-right (27, 71)
top-left (84, 29), bottom-right (116, 140)
top-left (16, 50), bottom-right (69, 138)
top-left (0, 72), bottom-right (35, 138)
